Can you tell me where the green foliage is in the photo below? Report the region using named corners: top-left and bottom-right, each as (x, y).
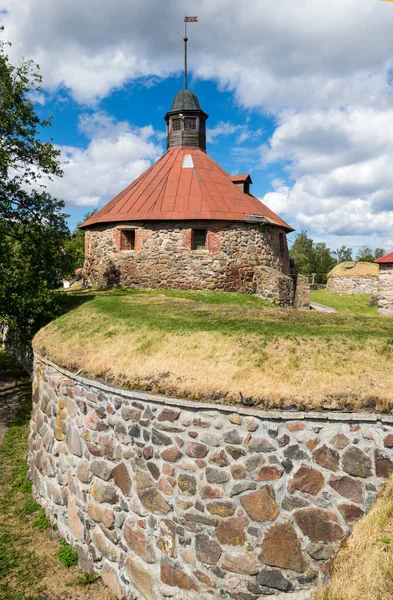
top-left (57, 540), bottom-right (78, 567)
top-left (72, 572), bottom-right (100, 586)
top-left (334, 245), bottom-right (353, 262)
top-left (0, 29), bottom-right (70, 341)
top-left (356, 246), bottom-right (385, 263)
top-left (375, 247), bottom-right (386, 260)
top-left (22, 499), bottom-right (40, 515)
top-left (289, 230), bottom-right (336, 283)
top-left (63, 209), bottom-right (98, 275)
top-left (31, 509), bottom-right (50, 531)
top-left (378, 536), bottom-right (391, 544)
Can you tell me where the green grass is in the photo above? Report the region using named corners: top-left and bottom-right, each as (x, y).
top-left (0, 350), bottom-right (113, 600)
top-left (0, 351), bottom-right (45, 599)
top-left (57, 539), bottom-right (78, 567)
top-left (31, 508), bottom-right (50, 531)
top-left (34, 288), bottom-right (393, 410)
top-left (59, 288), bottom-right (391, 342)
top-left (310, 289), bottom-right (377, 314)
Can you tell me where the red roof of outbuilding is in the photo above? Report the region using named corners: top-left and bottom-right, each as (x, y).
top-left (80, 147), bottom-right (293, 230)
top-left (375, 252), bottom-right (393, 264)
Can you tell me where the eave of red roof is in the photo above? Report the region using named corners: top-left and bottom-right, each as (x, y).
top-left (80, 147), bottom-right (293, 231)
top-left (375, 251), bottom-right (393, 264)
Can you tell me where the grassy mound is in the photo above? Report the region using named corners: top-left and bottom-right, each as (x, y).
top-left (33, 289), bottom-right (393, 411)
top-left (315, 475), bottom-right (393, 600)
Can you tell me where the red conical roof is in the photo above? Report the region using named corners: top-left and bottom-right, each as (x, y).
top-left (80, 147), bottom-right (293, 231)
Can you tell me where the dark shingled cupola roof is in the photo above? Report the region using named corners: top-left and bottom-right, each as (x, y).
top-left (170, 89), bottom-right (201, 112)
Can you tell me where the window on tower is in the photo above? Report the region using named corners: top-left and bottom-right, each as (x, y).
top-left (184, 117), bottom-right (197, 131)
top-left (192, 229), bottom-right (207, 250)
top-left (120, 229), bottom-right (135, 251)
top-left (172, 118), bottom-right (181, 131)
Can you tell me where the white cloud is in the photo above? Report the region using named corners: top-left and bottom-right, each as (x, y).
top-left (3, 0), bottom-right (393, 109)
top-left (46, 112), bottom-right (162, 207)
top-left (262, 107), bottom-right (393, 242)
top-left (206, 121), bottom-right (262, 144)
top-left (3, 0), bottom-right (393, 245)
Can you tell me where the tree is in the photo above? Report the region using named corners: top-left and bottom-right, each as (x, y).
top-left (375, 248), bottom-right (386, 260)
top-left (334, 245), bottom-right (353, 263)
top-left (355, 246), bottom-right (384, 263)
top-left (290, 230), bottom-right (336, 284)
top-left (0, 30), bottom-right (69, 339)
top-left (63, 209), bottom-right (98, 275)
top-left (289, 230), bottom-right (315, 278)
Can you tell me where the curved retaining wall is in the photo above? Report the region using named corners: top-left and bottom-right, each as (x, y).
top-left (29, 354), bottom-right (393, 600)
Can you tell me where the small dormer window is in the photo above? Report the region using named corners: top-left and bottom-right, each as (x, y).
top-left (172, 118), bottom-right (181, 132)
top-left (184, 117), bottom-right (196, 131)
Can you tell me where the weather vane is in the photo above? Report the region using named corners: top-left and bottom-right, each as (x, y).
top-left (184, 15), bottom-right (198, 90)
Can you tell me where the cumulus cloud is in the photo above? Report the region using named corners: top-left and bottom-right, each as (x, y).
top-left (207, 121), bottom-right (262, 144)
top-left (3, 0), bottom-right (393, 109)
top-left (3, 0), bottom-right (393, 244)
top-left (46, 112), bottom-right (162, 207)
top-left (262, 107), bottom-right (393, 239)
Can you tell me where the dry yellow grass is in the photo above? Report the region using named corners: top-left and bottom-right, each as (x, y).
top-left (328, 261), bottom-right (379, 278)
top-left (315, 476), bottom-right (393, 600)
top-left (33, 291), bottom-right (393, 411)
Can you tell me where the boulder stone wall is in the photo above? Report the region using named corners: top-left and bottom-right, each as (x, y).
top-left (327, 276), bottom-right (378, 295)
top-left (378, 264), bottom-right (393, 315)
top-left (29, 354), bottom-right (393, 600)
top-left (83, 221), bottom-right (294, 306)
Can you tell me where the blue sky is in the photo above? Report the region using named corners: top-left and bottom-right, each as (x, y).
top-left (3, 0), bottom-right (393, 254)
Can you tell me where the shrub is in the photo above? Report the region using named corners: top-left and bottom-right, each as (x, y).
top-left (57, 539), bottom-right (78, 567)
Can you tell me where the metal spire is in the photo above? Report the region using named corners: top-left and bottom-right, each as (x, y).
top-left (184, 16), bottom-right (198, 90)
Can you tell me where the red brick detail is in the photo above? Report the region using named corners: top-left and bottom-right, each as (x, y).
top-left (207, 230), bottom-right (221, 252)
top-left (182, 229), bottom-right (192, 249)
top-left (112, 229), bottom-right (121, 251)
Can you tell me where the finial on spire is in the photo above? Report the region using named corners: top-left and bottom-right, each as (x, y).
top-left (184, 16), bottom-right (198, 90)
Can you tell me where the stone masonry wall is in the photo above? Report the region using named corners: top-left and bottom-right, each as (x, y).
top-left (83, 221), bottom-right (292, 305)
top-left (377, 264), bottom-right (393, 315)
top-left (327, 276), bottom-right (378, 295)
top-left (29, 355), bottom-right (393, 600)
top-left (254, 267), bottom-right (294, 306)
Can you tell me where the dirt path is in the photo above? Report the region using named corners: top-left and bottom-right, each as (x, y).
top-left (0, 348), bottom-right (30, 444)
top-left (0, 348), bottom-right (117, 600)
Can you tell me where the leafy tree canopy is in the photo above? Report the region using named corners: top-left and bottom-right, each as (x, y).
top-left (289, 230), bottom-right (336, 284)
top-left (0, 30), bottom-right (70, 338)
top-left (63, 209), bottom-right (98, 276)
top-left (334, 245), bottom-right (353, 263)
top-left (355, 246), bottom-right (385, 263)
